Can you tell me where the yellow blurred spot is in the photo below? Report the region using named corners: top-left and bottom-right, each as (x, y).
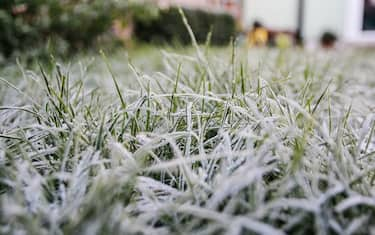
top-left (248, 28), bottom-right (269, 47)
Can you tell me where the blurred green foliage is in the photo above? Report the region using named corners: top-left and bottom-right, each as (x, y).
top-left (134, 7), bottom-right (236, 46)
top-left (0, 1), bottom-right (235, 62)
top-left (0, 0), bottom-right (158, 60)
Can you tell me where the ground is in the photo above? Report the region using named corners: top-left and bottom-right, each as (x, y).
top-left (1, 46), bottom-right (375, 235)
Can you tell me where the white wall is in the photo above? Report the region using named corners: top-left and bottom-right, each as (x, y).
top-left (303, 0), bottom-right (347, 41)
top-left (243, 0), bottom-right (298, 31)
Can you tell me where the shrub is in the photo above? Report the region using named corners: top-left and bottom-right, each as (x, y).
top-left (134, 7), bottom-right (236, 46)
top-left (0, 1), bottom-right (43, 57)
top-left (0, 0), bottom-right (153, 59)
top-left (320, 31), bottom-right (337, 49)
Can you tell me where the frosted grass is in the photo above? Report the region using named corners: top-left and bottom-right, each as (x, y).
top-left (1, 45), bottom-right (375, 234)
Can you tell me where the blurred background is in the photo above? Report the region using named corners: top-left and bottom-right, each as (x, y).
top-left (1, 0), bottom-right (375, 63)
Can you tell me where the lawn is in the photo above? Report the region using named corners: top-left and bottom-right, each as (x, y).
top-left (1, 45), bottom-right (375, 234)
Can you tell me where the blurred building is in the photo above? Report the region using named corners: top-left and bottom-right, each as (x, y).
top-left (242, 0), bottom-right (375, 45)
top-left (150, 0), bottom-right (375, 45)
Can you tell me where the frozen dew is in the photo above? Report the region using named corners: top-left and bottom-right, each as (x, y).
top-left (0, 47), bottom-right (375, 234)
